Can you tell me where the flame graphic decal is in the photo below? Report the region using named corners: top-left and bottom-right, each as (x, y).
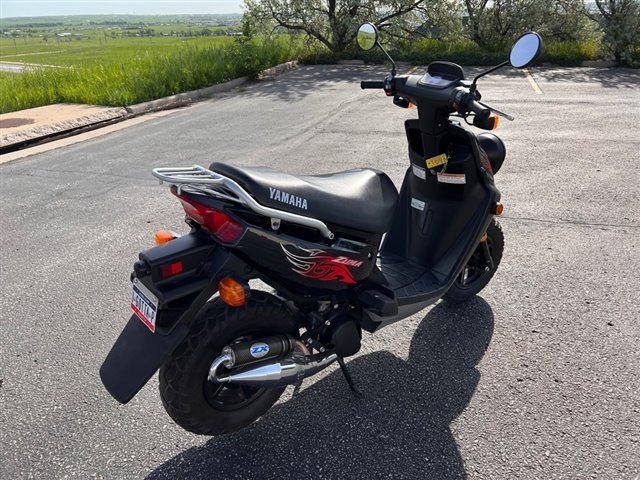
top-left (281, 244), bottom-right (358, 285)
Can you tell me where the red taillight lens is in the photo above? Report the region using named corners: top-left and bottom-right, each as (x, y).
top-left (174, 193), bottom-right (244, 243)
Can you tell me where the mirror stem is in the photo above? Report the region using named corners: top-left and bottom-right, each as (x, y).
top-left (470, 60), bottom-right (509, 93)
top-left (376, 41), bottom-right (397, 77)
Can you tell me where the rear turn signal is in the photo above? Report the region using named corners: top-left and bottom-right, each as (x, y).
top-left (155, 230), bottom-right (176, 246)
top-left (493, 202), bottom-right (504, 216)
top-left (218, 277), bottom-right (248, 307)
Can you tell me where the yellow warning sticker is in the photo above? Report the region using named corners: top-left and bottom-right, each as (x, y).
top-left (426, 154), bottom-right (448, 169)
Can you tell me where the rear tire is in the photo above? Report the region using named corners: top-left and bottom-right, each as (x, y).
top-left (443, 219), bottom-right (504, 304)
top-left (159, 291), bottom-right (298, 436)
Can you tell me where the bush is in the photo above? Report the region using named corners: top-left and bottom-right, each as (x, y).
top-left (539, 40), bottom-right (599, 66)
top-left (300, 37), bottom-right (605, 68)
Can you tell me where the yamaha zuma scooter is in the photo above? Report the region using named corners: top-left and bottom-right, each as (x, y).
top-left (100, 25), bottom-right (542, 435)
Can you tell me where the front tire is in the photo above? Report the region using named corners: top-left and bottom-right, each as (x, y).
top-left (159, 291), bottom-right (298, 436)
top-left (443, 219), bottom-right (504, 304)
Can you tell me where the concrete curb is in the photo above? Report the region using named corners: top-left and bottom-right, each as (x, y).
top-left (258, 60), bottom-right (299, 78)
top-left (125, 76), bottom-right (249, 116)
top-left (125, 60), bottom-right (300, 116)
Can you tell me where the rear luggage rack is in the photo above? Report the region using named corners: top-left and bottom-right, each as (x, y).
top-left (152, 165), bottom-right (335, 240)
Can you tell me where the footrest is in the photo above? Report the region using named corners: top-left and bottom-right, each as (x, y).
top-left (356, 289), bottom-right (398, 316)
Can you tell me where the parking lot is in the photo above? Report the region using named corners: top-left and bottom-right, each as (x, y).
top-left (1, 64), bottom-right (639, 479)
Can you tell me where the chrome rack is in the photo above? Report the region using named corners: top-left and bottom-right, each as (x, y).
top-left (152, 165), bottom-right (335, 240)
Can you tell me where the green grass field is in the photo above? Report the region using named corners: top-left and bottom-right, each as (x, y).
top-left (0, 35), bottom-right (235, 66)
top-left (0, 35), bottom-right (307, 113)
top-left (0, 15), bottom-right (310, 113)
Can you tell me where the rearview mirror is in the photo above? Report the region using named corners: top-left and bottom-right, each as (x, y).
top-left (357, 23), bottom-right (378, 51)
top-left (509, 32), bottom-right (542, 69)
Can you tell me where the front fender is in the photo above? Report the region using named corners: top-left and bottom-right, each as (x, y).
top-left (100, 248), bottom-right (249, 404)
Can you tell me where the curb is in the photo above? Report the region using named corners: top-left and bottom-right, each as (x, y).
top-left (126, 60), bottom-right (299, 115)
top-left (125, 76), bottom-right (249, 116)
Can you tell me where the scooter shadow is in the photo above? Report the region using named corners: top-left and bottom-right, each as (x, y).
top-left (146, 297), bottom-right (494, 480)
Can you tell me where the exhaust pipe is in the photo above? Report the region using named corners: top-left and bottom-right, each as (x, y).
top-left (210, 352), bottom-right (338, 388)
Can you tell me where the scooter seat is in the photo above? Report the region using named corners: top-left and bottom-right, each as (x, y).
top-left (210, 162), bottom-right (398, 234)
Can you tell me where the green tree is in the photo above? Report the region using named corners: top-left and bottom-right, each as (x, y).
top-left (244, 0), bottom-right (429, 52)
top-left (464, 0), bottom-right (593, 50)
top-left (589, 0), bottom-right (640, 65)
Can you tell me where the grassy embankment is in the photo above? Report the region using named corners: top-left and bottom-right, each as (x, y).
top-left (0, 35), bottom-right (306, 113)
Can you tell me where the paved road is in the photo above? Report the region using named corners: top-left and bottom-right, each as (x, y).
top-left (0, 61), bottom-right (63, 72)
top-left (1, 65), bottom-right (639, 479)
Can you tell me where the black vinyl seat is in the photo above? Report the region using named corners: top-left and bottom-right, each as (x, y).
top-left (210, 162), bottom-right (398, 234)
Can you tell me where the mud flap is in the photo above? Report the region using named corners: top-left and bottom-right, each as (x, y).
top-left (100, 315), bottom-right (190, 404)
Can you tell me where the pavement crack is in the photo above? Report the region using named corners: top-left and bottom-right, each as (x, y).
top-left (502, 215), bottom-right (640, 230)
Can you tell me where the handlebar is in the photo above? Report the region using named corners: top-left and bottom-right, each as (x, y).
top-left (463, 94), bottom-right (491, 119)
top-left (360, 81), bottom-right (385, 90)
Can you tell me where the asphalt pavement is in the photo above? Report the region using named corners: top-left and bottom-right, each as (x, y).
top-left (0, 65), bottom-right (639, 479)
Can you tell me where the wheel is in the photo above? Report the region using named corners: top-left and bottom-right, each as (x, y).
top-left (443, 219), bottom-right (504, 304)
top-left (159, 290), bottom-right (298, 436)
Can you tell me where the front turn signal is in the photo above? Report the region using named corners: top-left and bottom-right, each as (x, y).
top-left (218, 277), bottom-right (248, 307)
top-left (493, 203), bottom-right (504, 216)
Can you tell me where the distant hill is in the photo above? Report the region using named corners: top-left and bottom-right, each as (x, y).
top-left (0, 14), bottom-right (242, 28)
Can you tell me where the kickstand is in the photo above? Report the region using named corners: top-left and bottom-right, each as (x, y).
top-left (337, 357), bottom-right (363, 399)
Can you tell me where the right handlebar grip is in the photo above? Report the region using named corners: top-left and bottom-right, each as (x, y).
top-left (360, 81), bottom-right (385, 90)
top-left (466, 97), bottom-right (491, 119)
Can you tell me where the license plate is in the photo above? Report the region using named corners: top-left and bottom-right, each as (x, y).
top-left (131, 278), bottom-right (158, 333)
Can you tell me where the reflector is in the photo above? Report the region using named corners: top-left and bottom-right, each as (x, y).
top-left (160, 261), bottom-right (183, 279)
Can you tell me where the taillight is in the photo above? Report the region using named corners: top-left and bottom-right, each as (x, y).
top-left (174, 193), bottom-right (244, 243)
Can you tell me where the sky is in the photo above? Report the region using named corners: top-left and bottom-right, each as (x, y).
top-left (0, 1), bottom-right (244, 18)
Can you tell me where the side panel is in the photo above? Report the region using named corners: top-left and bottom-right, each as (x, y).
top-left (235, 227), bottom-right (378, 292)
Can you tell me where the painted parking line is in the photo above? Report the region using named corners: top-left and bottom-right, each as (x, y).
top-left (523, 68), bottom-right (543, 94)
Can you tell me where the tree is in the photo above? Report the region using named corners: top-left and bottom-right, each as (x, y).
top-left (463, 0), bottom-right (489, 47)
top-left (244, 0), bottom-right (429, 52)
top-left (589, 0), bottom-right (640, 65)
top-left (464, 0), bottom-right (593, 50)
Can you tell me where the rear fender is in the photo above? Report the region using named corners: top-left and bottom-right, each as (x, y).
top-left (100, 246), bottom-right (249, 404)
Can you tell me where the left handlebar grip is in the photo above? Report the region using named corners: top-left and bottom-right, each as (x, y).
top-left (361, 81), bottom-right (385, 90)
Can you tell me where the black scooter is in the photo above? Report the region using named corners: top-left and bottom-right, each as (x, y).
top-left (100, 24), bottom-right (542, 435)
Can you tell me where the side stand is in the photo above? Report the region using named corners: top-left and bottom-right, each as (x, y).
top-left (337, 357), bottom-right (363, 399)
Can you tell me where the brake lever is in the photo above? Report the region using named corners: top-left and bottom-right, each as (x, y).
top-left (479, 101), bottom-right (515, 121)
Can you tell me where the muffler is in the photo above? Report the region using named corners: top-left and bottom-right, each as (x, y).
top-left (208, 351), bottom-right (338, 388)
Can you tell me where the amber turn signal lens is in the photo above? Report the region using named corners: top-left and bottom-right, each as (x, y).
top-left (490, 116), bottom-right (500, 130)
top-left (218, 277), bottom-right (248, 307)
top-left (494, 203), bottom-right (504, 216)
top-left (155, 230), bottom-right (175, 246)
